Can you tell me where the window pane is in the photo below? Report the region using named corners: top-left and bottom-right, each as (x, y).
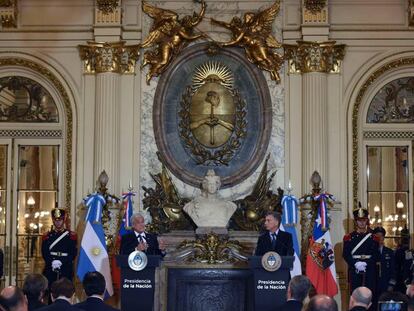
top-left (0, 76), bottom-right (59, 123)
top-left (367, 146), bottom-right (409, 192)
top-left (18, 145), bottom-right (58, 191)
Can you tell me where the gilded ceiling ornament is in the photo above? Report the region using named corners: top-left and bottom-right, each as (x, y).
top-left (78, 41), bottom-right (140, 74)
top-left (304, 0), bottom-right (327, 14)
top-left (178, 61), bottom-right (247, 166)
top-left (283, 40), bottom-right (346, 74)
top-left (139, 1), bottom-right (206, 84)
top-left (0, 0), bottom-right (16, 27)
top-left (211, 1), bottom-right (283, 83)
top-left (96, 0), bottom-right (119, 14)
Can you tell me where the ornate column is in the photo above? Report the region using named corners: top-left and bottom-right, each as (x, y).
top-left (284, 41), bottom-right (345, 190)
top-left (79, 41), bottom-right (139, 193)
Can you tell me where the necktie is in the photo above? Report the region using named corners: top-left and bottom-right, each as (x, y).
top-left (271, 233), bottom-right (277, 249)
top-left (138, 234), bottom-right (145, 243)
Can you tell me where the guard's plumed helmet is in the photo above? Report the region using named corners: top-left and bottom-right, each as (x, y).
top-left (51, 208), bottom-right (66, 220)
top-left (353, 202), bottom-right (369, 220)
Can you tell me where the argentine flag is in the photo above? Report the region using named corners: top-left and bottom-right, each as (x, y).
top-left (281, 194), bottom-right (302, 277)
top-left (77, 193), bottom-right (114, 297)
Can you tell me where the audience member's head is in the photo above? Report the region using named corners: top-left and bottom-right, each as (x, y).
top-left (407, 284), bottom-right (414, 299)
top-left (349, 286), bottom-right (372, 310)
top-left (50, 278), bottom-right (75, 301)
top-left (22, 274), bottom-right (48, 302)
top-left (407, 297), bottom-right (414, 311)
top-left (287, 275), bottom-right (311, 302)
top-left (0, 286), bottom-right (28, 311)
top-left (82, 271), bottom-right (106, 297)
top-left (378, 291), bottom-right (408, 311)
top-left (306, 294), bottom-right (338, 311)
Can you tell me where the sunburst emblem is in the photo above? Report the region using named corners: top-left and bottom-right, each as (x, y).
top-left (192, 62), bottom-right (234, 91)
top-left (91, 247), bottom-right (101, 256)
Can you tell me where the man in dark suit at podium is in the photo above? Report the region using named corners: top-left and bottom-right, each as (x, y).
top-left (120, 212), bottom-right (165, 256)
top-left (255, 211), bottom-right (294, 256)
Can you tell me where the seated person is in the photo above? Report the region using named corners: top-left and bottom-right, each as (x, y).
top-left (74, 271), bottom-right (119, 311)
top-left (22, 274), bottom-right (48, 310)
top-left (120, 212), bottom-right (165, 256)
top-left (0, 286), bottom-right (28, 311)
top-left (280, 275), bottom-right (311, 311)
top-left (37, 278), bottom-right (83, 311)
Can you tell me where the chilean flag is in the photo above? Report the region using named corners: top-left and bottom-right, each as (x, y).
top-left (305, 200), bottom-right (338, 297)
top-left (112, 191), bottom-right (135, 289)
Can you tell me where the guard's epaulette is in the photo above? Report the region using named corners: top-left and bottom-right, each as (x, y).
top-left (42, 232), bottom-right (50, 241)
top-left (69, 231), bottom-right (77, 240)
top-left (343, 234), bottom-right (351, 242)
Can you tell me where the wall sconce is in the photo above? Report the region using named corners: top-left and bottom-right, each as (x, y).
top-left (397, 200), bottom-right (404, 209)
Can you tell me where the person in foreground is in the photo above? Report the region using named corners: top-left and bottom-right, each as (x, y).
top-left (279, 275), bottom-right (311, 311)
top-left (37, 278), bottom-right (82, 311)
top-left (254, 211), bottom-right (294, 256)
top-left (0, 286), bottom-right (28, 311)
top-left (74, 271), bottom-right (119, 311)
top-left (120, 212), bottom-right (165, 256)
top-left (348, 287), bottom-right (372, 311)
top-left (22, 274), bottom-right (48, 310)
top-left (306, 294), bottom-right (338, 311)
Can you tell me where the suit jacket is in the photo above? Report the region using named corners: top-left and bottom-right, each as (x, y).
top-left (120, 231), bottom-right (163, 256)
top-left (279, 299), bottom-right (302, 311)
top-left (74, 297), bottom-right (119, 311)
top-left (27, 298), bottom-right (47, 311)
top-left (254, 230), bottom-right (294, 256)
top-left (37, 299), bottom-right (84, 311)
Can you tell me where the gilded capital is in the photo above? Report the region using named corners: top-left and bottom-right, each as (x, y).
top-left (96, 0), bottom-right (119, 14)
top-left (283, 40), bottom-right (346, 74)
top-left (0, 0), bottom-right (16, 28)
top-left (78, 41), bottom-right (140, 74)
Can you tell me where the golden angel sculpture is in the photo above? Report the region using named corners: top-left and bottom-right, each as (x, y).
top-left (140, 1), bottom-right (206, 84)
top-left (211, 1), bottom-right (283, 83)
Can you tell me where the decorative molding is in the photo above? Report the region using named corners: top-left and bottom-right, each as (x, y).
top-left (410, 0), bottom-right (414, 27)
top-left (0, 129), bottom-right (62, 138)
top-left (0, 0), bottom-right (16, 28)
top-left (78, 41), bottom-right (140, 74)
top-left (352, 57), bottom-right (414, 209)
top-left (96, 0), bottom-right (118, 14)
top-left (95, 0), bottom-right (121, 25)
top-left (0, 57), bottom-right (73, 210)
top-left (303, 0), bottom-right (328, 24)
top-left (284, 41), bottom-right (346, 74)
top-left (363, 131), bottom-right (414, 139)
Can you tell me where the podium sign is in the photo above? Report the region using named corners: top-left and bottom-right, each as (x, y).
top-left (116, 255), bottom-right (161, 311)
top-left (249, 255), bottom-right (294, 311)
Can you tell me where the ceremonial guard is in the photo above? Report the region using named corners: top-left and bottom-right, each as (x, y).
top-left (41, 208), bottom-right (77, 287)
top-left (342, 204), bottom-right (380, 296)
top-left (372, 227), bottom-right (396, 296)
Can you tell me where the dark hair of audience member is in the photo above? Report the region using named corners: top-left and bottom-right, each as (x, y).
top-left (22, 274), bottom-right (48, 301)
top-left (0, 286), bottom-right (26, 311)
top-left (82, 271), bottom-right (106, 296)
top-left (306, 294), bottom-right (338, 311)
top-left (289, 275), bottom-right (311, 302)
top-left (50, 278), bottom-right (75, 299)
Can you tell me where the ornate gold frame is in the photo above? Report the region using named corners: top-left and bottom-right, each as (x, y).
top-left (0, 56), bottom-right (74, 209)
top-left (351, 57), bottom-right (414, 209)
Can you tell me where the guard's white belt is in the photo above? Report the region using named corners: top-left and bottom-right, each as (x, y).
top-left (50, 252), bottom-right (68, 257)
top-left (352, 255), bottom-right (371, 259)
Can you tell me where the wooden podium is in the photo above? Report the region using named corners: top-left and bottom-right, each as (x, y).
top-left (249, 256), bottom-right (294, 311)
top-left (116, 255), bottom-right (161, 311)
